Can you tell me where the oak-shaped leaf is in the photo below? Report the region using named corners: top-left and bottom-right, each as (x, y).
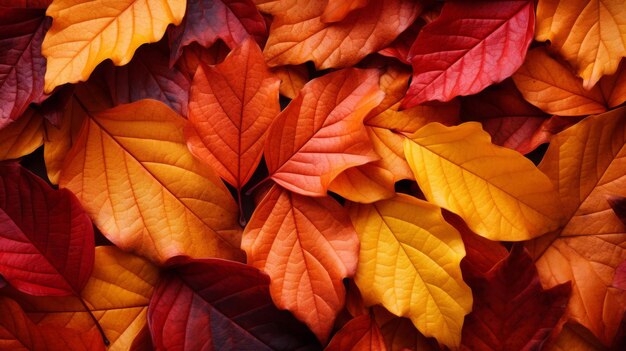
top-left (347, 195), bottom-right (472, 349)
top-left (168, 0), bottom-right (266, 64)
top-left (0, 297), bottom-right (105, 351)
top-left (148, 258), bottom-right (319, 350)
top-left (42, 0), bottom-right (186, 92)
top-left (264, 68), bottom-right (383, 196)
top-left (460, 246), bottom-right (571, 351)
top-left (0, 8), bottom-right (50, 128)
top-left (0, 162), bottom-right (94, 296)
top-left (527, 107), bottom-right (626, 346)
top-left (325, 314), bottom-right (386, 351)
top-left (402, 0), bottom-right (534, 108)
top-left (186, 39), bottom-right (280, 193)
top-left (404, 122), bottom-right (564, 241)
top-left (259, 0), bottom-right (420, 69)
top-left (242, 185), bottom-right (359, 343)
top-left (58, 100), bottom-right (242, 264)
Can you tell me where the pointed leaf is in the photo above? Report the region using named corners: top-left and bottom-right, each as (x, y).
top-left (347, 195), bottom-right (472, 349)
top-left (0, 9), bottom-right (49, 128)
top-left (402, 0), bottom-right (534, 108)
top-left (42, 0), bottom-right (186, 92)
top-left (264, 68), bottom-right (383, 196)
top-left (168, 0), bottom-right (266, 64)
top-left (185, 39), bottom-right (280, 190)
top-left (460, 246), bottom-right (571, 351)
top-left (0, 163), bottom-right (94, 296)
top-left (242, 185), bottom-right (359, 343)
top-left (0, 108), bottom-right (43, 161)
top-left (148, 259), bottom-right (319, 350)
top-left (325, 314), bottom-right (386, 351)
top-left (260, 0), bottom-right (420, 69)
top-left (58, 100), bottom-right (242, 264)
top-left (528, 107), bottom-right (626, 345)
top-left (535, 0), bottom-right (626, 88)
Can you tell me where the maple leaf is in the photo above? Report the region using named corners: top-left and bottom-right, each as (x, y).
top-left (242, 185), bottom-right (359, 343)
top-left (402, 0), bottom-right (535, 108)
top-left (42, 0), bottom-right (186, 92)
top-left (148, 258), bottom-right (319, 350)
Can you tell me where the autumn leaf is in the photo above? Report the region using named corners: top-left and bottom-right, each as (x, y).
top-left (347, 194), bottom-right (472, 349)
top-left (42, 0), bottom-right (186, 92)
top-left (527, 107), bottom-right (626, 346)
top-left (272, 64), bottom-right (309, 100)
top-left (405, 122), bottom-right (564, 241)
top-left (0, 162), bottom-right (94, 296)
top-left (0, 108), bottom-right (43, 161)
top-left (0, 8), bottom-right (50, 128)
top-left (264, 68), bottom-right (383, 196)
top-left (168, 0), bottom-right (266, 64)
top-left (260, 0), bottom-right (420, 69)
top-left (320, 0), bottom-right (368, 23)
top-left (185, 38), bottom-right (280, 194)
top-left (544, 322), bottom-right (608, 351)
top-left (535, 0), bottom-right (626, 88)
top-left (325, 313), bottom-right (387, 351)
top-left (402, 0), bottom-right (535, 108)
top-left (460, 246), bottom-right (571, 351)
top-left (372, 306), bottom-right (440, 351)
top-left (608, 196), bottom-right (626, 226)
top-left (58, 100), bottom-right (242, 264)
top-left (148, 258), bottom-right (319, 350)
top-left (242, 185), bottom-right (359, 343)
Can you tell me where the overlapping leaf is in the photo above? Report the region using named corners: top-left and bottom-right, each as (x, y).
top-left (58, 100), bottom-right (242, 264)
top-left (0, 108), bottom-right (43, 161)
top-left (325, 314), bottom-right (386, 351)
top-left (242, 185), bottom-right (359, 343)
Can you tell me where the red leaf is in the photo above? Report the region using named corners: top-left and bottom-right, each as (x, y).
top-left (264, 68), bottom-right (383, 196)
top-left (378, 18), bottom-right (424, 64)
top-left (613, 260), bottom-right (626, 291)
top-left (325, 314), bottom-right (387, 351)
top-left (0, 9), bottom-right (50, 129)
top-left (148, 258), bottom-right (319, 350)
top-left (168, 0), bottom-right (266, 64)
top-left (0, 297), bottom-right (105, 351)
top-left (460, 246), bottom-right (571, 351)
top-left (402, 0), bottom-right (534, 108)
top-left (0, 0), bottom-right (50, 7)
top-left (0, 162), bottom-right (94, 296)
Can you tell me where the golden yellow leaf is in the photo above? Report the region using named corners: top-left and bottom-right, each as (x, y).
top-left (328, 164), bottom-right (395, 203)
top-left (535, 0), bottom-right (626, 88)
top-left (59, 100), bottom-right (241, 264)
top-left (0, 109), bottom-right (43, 161)
top-left (42, 0), bottom-right (186, 93)
top-left (404, 122), bottom-right (564, 241)
top-left (347, 195), bottom-right (472, 349)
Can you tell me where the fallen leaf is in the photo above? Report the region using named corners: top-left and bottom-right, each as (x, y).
top-left (404, 122), bottom-right (564, 241)
top-left (148, 258), bottom-right (319, 350)
top-left (0, 162), bottom-right (94, 296)
top-left (535, 0), bottom-right (626, 88)
top-left (347, 194), bottom-right (472, 349)
top-left (58, 100), bottom-right (242, 264)
top-left (402, 0), bottom-right (535, 108)
top-left (264, 68), bottom-right (383, 196)
top-left (325, 314), bottom-right (387, 351)
top-left (242, 185), bottom-right (359, 343)
top-left (42, 0), bottom-right (186, 92)
top-left (0, 108), bottom-right (43, 161)
top-left (260, 0), bottom-right (420, 69)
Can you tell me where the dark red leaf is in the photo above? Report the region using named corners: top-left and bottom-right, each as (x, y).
top-left (168, 0), bottom-right (266, 65)
top-left (0, 0), bottom-right (50, 7)
top-left (148, 258), bottom-right (319, 350)
top-left (402, 0), bottom-right (534, 108)
top-left (0, 8), bottom-right (50, 129)
top-left (0, 162), bottom-right (94, 296)
top-left (461, 246), bottom-right (571, 351)
top-left (325, 314), bottom-right (387, 351)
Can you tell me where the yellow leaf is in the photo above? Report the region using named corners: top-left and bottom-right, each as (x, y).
top-left (0, 109), bottom-right (43, 161)
top-left (535, 0), bottom-right (626, 88)
top-left (404, 122), bottom-right (564, 241)
top-left (347, 195), bottom-right (472, 349)
top-left (42, 0), bottom-right (186, 93)
top-left (59, 100), bottom-right (241, 264)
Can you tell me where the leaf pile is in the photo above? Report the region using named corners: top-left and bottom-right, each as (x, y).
top-left (1, 0), bottom-right (626, 350)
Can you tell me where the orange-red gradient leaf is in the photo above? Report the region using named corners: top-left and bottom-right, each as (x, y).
top-left (264, 68), bottom-right (383, 196)
top-left (325, 314), bottom-right (387, 351)
top-left (321, 0), bottom-right (368, 23)
top-left (242, 185), bottom-right (359, 343)
top-left (185, 39), bottom-right (280, 190)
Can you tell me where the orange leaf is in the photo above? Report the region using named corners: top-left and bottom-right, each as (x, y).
top-left (535, 0), bottom-right (626, 88)
top-left (241, 185), bottom-right (359, 343)
top-left (260, 0), bottom-right (420, 69)
top-left (600, 60), bottom-right (626, 109)
top-left (272, 64), bottom-right (309, 100)
top-left (185, 39), bottom-right (280, 191)
top-left (59, 100), bottom-right (242, 264)
top-left (264, 68), bottom-right (383, 196)
top-left (321, 0), bottom-right (368, 23)
top-left (325, 314), bottom-right (387, 351)
top-left (0, 108), bottom-right (43, 161)
top-left (328, 164), bottom-right (395, 203)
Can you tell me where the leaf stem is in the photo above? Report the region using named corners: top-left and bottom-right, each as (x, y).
top-left (78, 296), bottom-right (110, 346)
top-left (237, 188), bottom-right (247, 227)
